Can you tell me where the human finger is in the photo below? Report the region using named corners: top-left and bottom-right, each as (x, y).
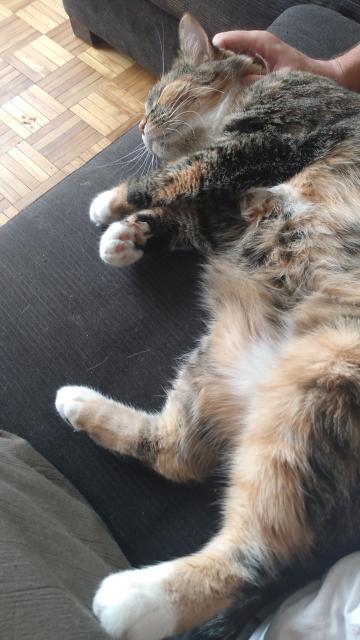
top-left (212, 30), bottom-right (268, 54)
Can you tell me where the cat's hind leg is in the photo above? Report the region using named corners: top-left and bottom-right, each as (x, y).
top-left (55, 344), bottom-right (222, 483)
top-left (88, 325), bottom-right (360, 640)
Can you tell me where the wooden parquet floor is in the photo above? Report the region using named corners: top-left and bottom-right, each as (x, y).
top-left (0, 0), bottom-right (155, 224)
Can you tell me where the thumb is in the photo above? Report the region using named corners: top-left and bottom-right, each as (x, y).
top-left (212, 30), bottom-right (263, 54)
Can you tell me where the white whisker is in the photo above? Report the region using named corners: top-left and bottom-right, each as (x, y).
top-left (143, 153), bottom-right (152, 176)
top-left (171, 118), bottom-right (196, 138)
top-left (166, 126), bottom-right (182, 137)
top-left (114, 149), bottom-right (148, 168)
top-left (154, 21), bottom-right (165, 76)
top-left (175, 109), bottom-right (206, 127)
top-left (138, 149), bottom-right (151, 176)
top-left (91, 143), bottom-right (146, 170)
top-left (126, 148), bottom-right (148, 173)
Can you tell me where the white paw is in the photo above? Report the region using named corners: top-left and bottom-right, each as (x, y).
top-left (55, 385), bottom-right (103, 429)
top-left (93, 563), bottom-right (176, 640)
top-left (90, 190), bottom-right (116, 226)
top-left (99, 221), bottom-right (144, 267)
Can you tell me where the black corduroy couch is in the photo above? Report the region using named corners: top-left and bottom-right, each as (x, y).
top-left (1, 2), bottom-right (360, 637)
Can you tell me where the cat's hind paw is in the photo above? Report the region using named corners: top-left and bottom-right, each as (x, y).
top-left (99, 219), bottom-right (149, 267)
top-left (55, 385), bottom-right (104, 430)
top-left (93, 564), bottom-right (176, 640)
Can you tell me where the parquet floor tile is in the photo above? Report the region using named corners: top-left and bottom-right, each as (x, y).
top-left (0, 0), bottom-right (155, 223)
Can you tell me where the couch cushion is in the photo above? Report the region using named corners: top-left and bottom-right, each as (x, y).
top-left (149, 0), bottom-right (360, 31)
top-left (270, 4), bottom-right (360, 58)
top-left (63, 0), bottom-right (180, 76)
top-left (62, 0), bottom-right (360, 78)
top-left (0, 125), bottom-right (221, 568)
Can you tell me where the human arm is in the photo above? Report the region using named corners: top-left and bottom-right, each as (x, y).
top-left (329, 43), bottom-right (360, 91)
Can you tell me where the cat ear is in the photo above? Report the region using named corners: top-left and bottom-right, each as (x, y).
top-left (179, 13), bottom-right (215, 65)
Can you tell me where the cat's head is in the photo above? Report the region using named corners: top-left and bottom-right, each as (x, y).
top-left (140, 14), bottom-right (265, 161)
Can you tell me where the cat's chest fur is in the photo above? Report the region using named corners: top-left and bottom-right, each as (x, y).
top-left (201, 154), bottom-right (360, 417)
top-left (202, 183), bottom-right (324, 407)
top-left (204, 269), bottom-right (290, 407)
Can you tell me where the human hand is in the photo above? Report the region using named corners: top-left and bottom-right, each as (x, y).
top-left (212, 30), bottom-right (339, 85)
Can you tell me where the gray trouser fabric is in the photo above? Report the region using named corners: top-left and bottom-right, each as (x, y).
top-left (0, 431), bottom-right (128, 640)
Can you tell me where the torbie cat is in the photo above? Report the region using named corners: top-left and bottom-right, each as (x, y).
top-left (56, 13), bottom-right (360, 640)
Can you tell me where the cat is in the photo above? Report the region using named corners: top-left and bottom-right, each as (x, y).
top-left (55, 13), bottom-right (360, 640)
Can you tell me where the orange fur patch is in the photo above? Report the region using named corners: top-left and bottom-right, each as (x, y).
top-left (156, 161), bottom-right (204, 202)
top-left (111, 182), bottom-right (136, 218)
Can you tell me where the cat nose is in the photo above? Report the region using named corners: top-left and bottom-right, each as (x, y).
top-left (139, 117), bottom-right (147, 134)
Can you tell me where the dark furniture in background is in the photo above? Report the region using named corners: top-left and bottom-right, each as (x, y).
top-left (1, 1), bottom-right (360, 635)
top-left (63, 0), bottom-right (360, 76)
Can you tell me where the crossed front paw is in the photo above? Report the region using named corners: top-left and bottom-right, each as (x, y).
top-left (99, 218), bottom-right (150, 267)
top-left (89, 184), bottom-right (133, 226)
top-left (90, 190), bottom-right (116, 226)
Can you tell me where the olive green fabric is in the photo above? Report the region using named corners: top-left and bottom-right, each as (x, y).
top-left (0, 431), bottom-right (128, 640)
